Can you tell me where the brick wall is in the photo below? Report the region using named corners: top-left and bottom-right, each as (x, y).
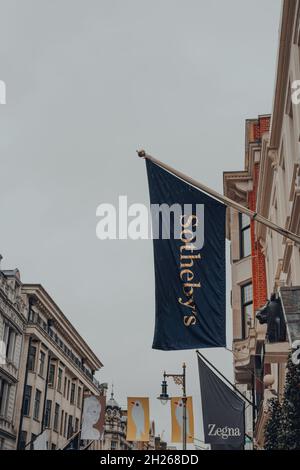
top-left (248, 116), bottom-right (270, 312)
top-left (253, 116), bottom-right (270, 141)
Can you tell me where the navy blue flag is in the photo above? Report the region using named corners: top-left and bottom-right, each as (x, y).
top-left (146, 159), bottom-right (226, 350)
top-left (198, 356), bottom-right (245, 448)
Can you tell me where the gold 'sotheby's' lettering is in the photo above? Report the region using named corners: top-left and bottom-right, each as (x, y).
top-left (178, 215), bottom-right (201, 327)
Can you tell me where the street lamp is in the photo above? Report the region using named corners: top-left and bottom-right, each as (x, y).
top-left (157, 363), bottom-right (187, 450)
top-left (159, 372), bottom-right (170, 405)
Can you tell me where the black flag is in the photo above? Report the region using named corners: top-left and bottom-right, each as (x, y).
top-left (198, 356), bottom-right (245, 448)
top-left (146, 159), bottom-right (226, 350)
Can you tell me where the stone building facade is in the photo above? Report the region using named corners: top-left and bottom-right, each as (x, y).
top-left (15, 283), bottom-right (103, 450)
top-left (0, 258), bottom-right (104, 451)
top-left (223, 0), bottom-right (300, 449)
top-left (0, 267), bottom-right (27, 450)
top-left (100, 390), bottom-right (132, 450)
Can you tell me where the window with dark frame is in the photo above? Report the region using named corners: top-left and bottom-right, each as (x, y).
top-left (53, 403), bottom-right (60, 432)
top-left (33, 389), bottom-right (41, 420)
top-left (28, 345), bottom-right (37, 371)
top-left (77, 387), bottom-right (82, 408)
top-left (48, 363), bottom-right (56, 388)
top-left (70, 383), bottom-right (76, 404)
top-left (241, 283), bottom-right (253, 339)
top-left (0, 378), bottom-right (10, 417)
top-left (64, 412), bottom-right (68, 437)
top-left (67, 415), bottom-right (73, 439)
top-left (75, 417), bottom-right (79, 433)
top-left (60, 410), bottom-right (64, 435)
top-left (67, 379), bottom-right (70, 400)
top-left (57, 368), bottom-right (63, 392)
top-left (5, 326), bottom-right (16, 361)
top-left (39, 351), bottom-right (45, 377)
top-left (23, 385), bottom-right (32, 416)
top-left (63, 377), bottom-right (67, 397)
top-left (239, 213), bottom-right (251, 258)
top-left (44, 399), bottom-right (52, 428)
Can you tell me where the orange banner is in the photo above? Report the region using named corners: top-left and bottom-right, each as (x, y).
top-left (127, 397), bottom-right (150, 442)
top-left (171, 396), bottom-right (194, 443)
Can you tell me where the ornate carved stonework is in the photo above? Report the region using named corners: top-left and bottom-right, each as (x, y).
top-left (268, 149), bottom-right (278, 171)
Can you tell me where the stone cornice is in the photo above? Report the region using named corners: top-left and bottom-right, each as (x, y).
top-left (22, 284), bottom-right (103, 371)
top-left (223, 171), bottom-right (253, 206)
top-left (25, 324), bottom-right (100, 394)
top-left (0, 292), bottom-right (26, 334)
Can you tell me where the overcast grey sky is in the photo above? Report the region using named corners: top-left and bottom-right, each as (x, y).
top-left (0, 0), bottom-right (281, 446)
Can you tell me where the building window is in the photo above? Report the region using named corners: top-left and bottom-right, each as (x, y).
top-left (33, 389), bottom-right (41, 420)
top-left (75, 418), bottom-right (79, 433)
top-left (241, 283), bottom-right (253, 339)
top-left (39, 351), bottom-right (46, 377)
top-left (28, 345), bottom-right (37, 371)
top-left (51, 443), bottom-right (56, 450)
top-left (77, 387), bottom-right (82, 408)
top-left (70, 383), bottom-right (76, 404)
top-left (3, 325), bottom-right (16, 362)
top-left (287, 266), bottom-right (292, 287)
top-left (64, 413), bottom-right (68, 437)
top-left (239, 213), bottom-right (251, 258)
top-left (63, 377), bottom-right (67, 397)
top-left (111, 441), bottom-right (117, 450)
top-left (67, 380), bottom-right (70, 401)
top-left (44, 399), bottom-right (52, 428)
top-left (67, 415), bottom-right (73, 439)
top-left (0, 378), bottom-right (10, 417)
top-left (60, 410), bottom-right (64, 435)
top-left (48, 363), bottom-right (56, 388)
top-left (23, 385), bottom-right (32, 416)
top-left (57, 368), bottom-right (63, 392)
top-left (53, 403), bottom-right (60, 432)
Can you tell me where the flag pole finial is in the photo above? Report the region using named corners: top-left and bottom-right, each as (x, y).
top-left (137, 149), bottom-right (146, 158)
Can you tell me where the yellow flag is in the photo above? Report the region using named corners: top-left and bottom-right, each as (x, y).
top-left (127, 397), bottom-right (150, 442)
top-left (171, 397), bottom-right (194, 443)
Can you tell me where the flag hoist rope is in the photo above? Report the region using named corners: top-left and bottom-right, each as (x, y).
top-left (137, 150), bottom-right (300, 246)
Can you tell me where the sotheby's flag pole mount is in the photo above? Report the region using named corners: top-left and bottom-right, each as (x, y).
top-left (138, 149), bottom-right (300, 352)
top-left (138, 150), bottom-right (300, 245)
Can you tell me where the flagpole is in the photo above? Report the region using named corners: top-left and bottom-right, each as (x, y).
top-left (137, 150), bottom-right (300, 246)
